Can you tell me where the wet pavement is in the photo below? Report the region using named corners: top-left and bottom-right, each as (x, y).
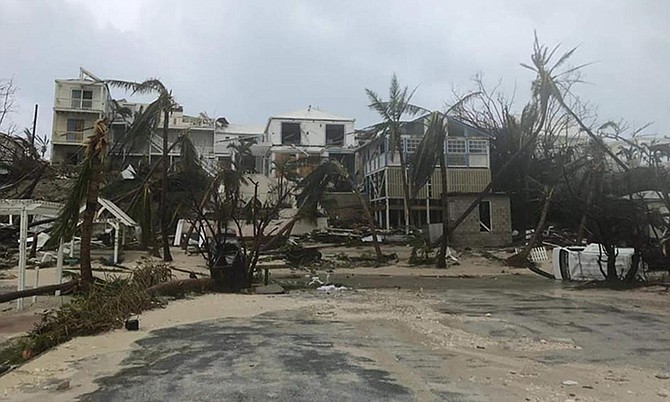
top-left (83, 310), bottom-right (475, 402)
top-left (83, 276), bottom-right (670, 401)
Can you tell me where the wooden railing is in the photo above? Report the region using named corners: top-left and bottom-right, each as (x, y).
top-left (386, 167), bottom-right (490, 198)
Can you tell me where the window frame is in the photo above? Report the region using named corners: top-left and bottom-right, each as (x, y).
top-left (280, 122), bottom-right (301, 145)
top-left (325, 124), bottom-right (345, 146)
top-left (478, 200), bottom-right (492, 232)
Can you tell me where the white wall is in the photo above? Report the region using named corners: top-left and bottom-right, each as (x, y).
top-left (54, 81), bottom-right (108, 112)
top-left (266, 119), bottom-right (355, 147)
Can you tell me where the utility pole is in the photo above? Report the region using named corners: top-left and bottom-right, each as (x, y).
top-left (30, 104), bottom-right (38, 147)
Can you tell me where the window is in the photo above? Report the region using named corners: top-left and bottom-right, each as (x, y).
top-left (325, 124), bottom-right (345, 146)
top-left (403, 137), bottom-right (422, 154)
top-left (468, 139), bottom-right (489, 167)
top-left (479, 200), bottom-right (492, 232)
top-left (281, 122), bottom-right (300, 145)
top-left (71, 89), bottom-right (93, 109)
top-left (66, 119), bottom-right (85, 142)
top-left (446, 138), bottom-right (467, 166)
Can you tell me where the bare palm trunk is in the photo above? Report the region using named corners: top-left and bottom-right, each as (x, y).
top-left (396, 145), bottom-right (412, 233)
top-left (80, 156), bottom-right (102, 285)
top-left (436, 152), bottom-right (449, 268)
top-left (355, 187), bottom-right (383, 261)
top-left (161, 110), bottom-right (173, 262)
top-left (519, 185), bottom-right (555, 261)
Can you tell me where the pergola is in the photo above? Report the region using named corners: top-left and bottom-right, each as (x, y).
top-left (0, 199), bottom-right (64, 310)
top-left (0, 198), bottom-right (138, 310)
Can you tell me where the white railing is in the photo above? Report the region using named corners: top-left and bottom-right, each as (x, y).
top-left (54, 97), bottom-right (104, 111)
top-left (52, 131), bottom-right (86, 144)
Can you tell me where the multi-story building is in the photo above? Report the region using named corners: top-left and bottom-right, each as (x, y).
top-left (254, 107), bottom-right (357, 178)
top-left (356, 114), bottom-right (512, 246)
top-left (51, 69), bottom-right (264, 174)
top-left (51, 68), bottom-right (112, 164)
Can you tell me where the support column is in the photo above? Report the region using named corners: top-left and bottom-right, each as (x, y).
top-left (113, 222), bottom-right (120, 264)
top-left (17, 207), bottom-right (28, 310)
top-left (70, 238), bottom-right (75, 258)
top-left (385, 198), bottom-right (390, 231)
top-left (55, 238), bottom-right (64, 296)
top-left (426, 197), bottom-right (431, 225)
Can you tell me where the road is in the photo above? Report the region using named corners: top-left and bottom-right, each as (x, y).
top-left (82, 276), bottom-right (670, 402)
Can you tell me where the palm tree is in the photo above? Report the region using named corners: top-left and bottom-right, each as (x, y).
top-left (366, 75), bottom-right (427, 232)
top-left (51, 118), bottom-right (109, 285)
top-left (107, 79), bottom-right (176, 262)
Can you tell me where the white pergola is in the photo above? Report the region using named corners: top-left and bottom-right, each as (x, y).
top-left (0, 198), bottom-right (138, 310)
top-left (0, 199), bottom-right (64, 310)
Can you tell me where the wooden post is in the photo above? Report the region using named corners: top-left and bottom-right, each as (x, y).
top-left (17, 207), bottom-right (28, 310)
top-left (55, 238), bottom-right (64, 296)
top-left (113, 222), bottom-right (120, 264)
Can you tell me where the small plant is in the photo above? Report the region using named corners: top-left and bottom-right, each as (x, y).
top-left (407, 227), bottom-right (433, 265)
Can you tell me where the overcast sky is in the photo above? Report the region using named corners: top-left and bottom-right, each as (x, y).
top-left (1, 0), bottom-right (668, 139)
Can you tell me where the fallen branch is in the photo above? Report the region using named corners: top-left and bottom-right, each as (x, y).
top-left (0, 280), bottom-right (77, 304)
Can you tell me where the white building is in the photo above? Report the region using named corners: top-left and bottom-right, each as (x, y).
top-left (254, 106), bottom-right (356, 178)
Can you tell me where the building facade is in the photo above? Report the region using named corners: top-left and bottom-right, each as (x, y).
top-left (253, 107), bottom-right (357, 178)
top-left (51, 68), bottom-right (112, 164)
top-left (356, 115), bottom-right (512, 247)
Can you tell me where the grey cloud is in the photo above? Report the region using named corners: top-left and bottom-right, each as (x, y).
top-left (0, 0), bottom-right (668, 138)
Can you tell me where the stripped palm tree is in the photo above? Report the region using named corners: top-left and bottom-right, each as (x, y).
top-left (366, 75), bottom-right (428, 232)
top-left (107, 79), bottom-right (177, 262)
top-left (51, 118), bottom-right (109, 285)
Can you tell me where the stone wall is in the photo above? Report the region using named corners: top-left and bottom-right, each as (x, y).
top-left (449, 194), bottom-right (512, 247)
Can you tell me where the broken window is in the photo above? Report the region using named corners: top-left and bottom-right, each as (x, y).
top-left (71, 89), bottom-right (93, 109)
top-left (325, 124), bottom-right (345, 146)
top-left (446, 138), bottom-right (467, 166)
top-left (281, 122), bottom-right (301, 145)
top-left (479, 200), bottom-right (492, 232)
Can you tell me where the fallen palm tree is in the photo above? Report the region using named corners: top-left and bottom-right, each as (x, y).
top-left (0, 259), bottom-right (175, 365)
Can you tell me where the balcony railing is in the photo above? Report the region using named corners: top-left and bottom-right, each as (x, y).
top-left (52, 131), bottom-right (86, 144)
top-left (54, 97), bottom-right (103, 112)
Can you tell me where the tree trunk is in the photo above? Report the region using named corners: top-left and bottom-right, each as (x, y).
top-left (396, 144), bottom-right (412, 233)
top-left (519, 185), bottom-right (555, 261)
top-left (0, 280), bottom-right (77, 303)
top-left (354, 187), bottom-right (383, 261)
top-left (161, 109), bottom-right (173, 262)
top-left (436, 151), bottom-right (449, 268)
top-left (605, 244), bottom-right (618, 282)
top-left (80, 156), bottom-right (102, 285)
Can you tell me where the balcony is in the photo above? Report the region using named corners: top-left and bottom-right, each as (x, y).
top-left (386, 167), bottom-right (491, 198)
top-left (54, 97), bottom-right (104, 112)
top-left (52, 131), bottom-right (87, 145)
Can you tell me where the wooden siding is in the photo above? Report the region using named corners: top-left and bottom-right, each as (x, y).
top-left (386, 167), bottom-right (490, 198)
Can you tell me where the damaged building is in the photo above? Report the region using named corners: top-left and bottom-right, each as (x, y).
top-left (356, 115), bottom-right (512, 247)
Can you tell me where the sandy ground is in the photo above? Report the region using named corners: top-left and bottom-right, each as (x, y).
top-left (1, 245), bottom-right (668, 401)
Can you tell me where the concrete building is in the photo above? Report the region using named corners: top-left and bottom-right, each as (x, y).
top-left (51, 68), bottom-right (264, 174)
top-left (253, 107), bottom-right (357, 178)
top-left (356, 114), bottom-right (512, 247)
top-left (51, 68), bottom-right (112, 164)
